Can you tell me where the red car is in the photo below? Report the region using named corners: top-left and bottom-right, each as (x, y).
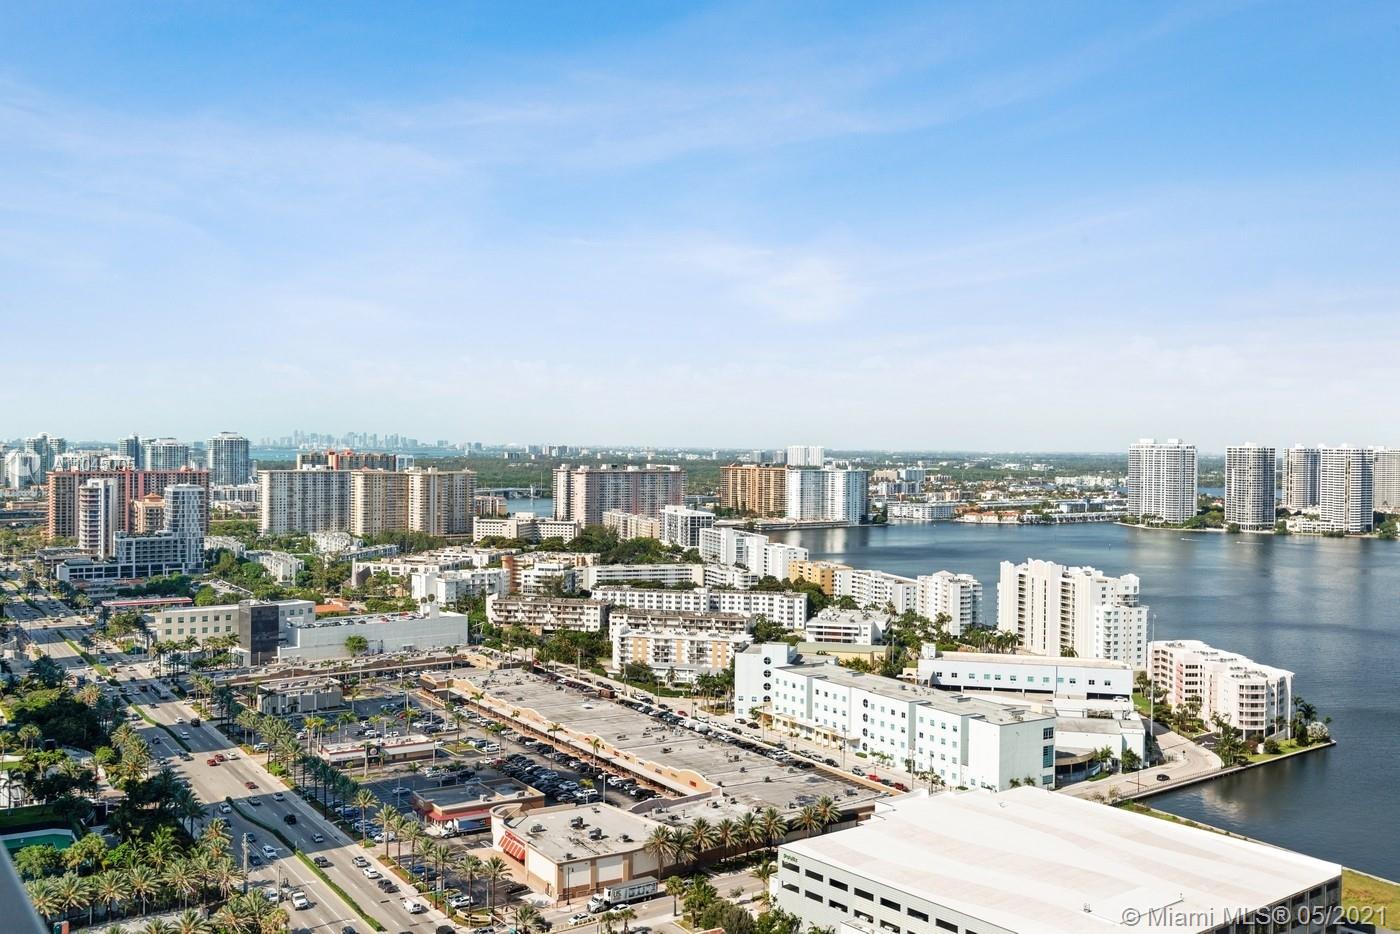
top-left (206, 757), bottom-right (219, 766)
top-left (244, 781), bottom-right (257, 790)
top-left (214, 754), bottom-right (226, 762)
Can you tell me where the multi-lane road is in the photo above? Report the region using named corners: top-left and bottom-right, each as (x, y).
top-left (128, 658), bottom-right (460, 933)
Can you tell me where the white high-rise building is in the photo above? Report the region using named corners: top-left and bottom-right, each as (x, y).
top-left (1283, 446), bottom-right (1321, 510)
top-left (1225, 444), bottom-right (1276, 531)
top-left (552, 464), bottom-right (685, 526)
top-left (3, 449), bottom-right (41, 489)
top-left (784, 468), bottom-right (868, 522)
top-left (785, 445), bottom-right (825, 467)
top-left (142, 438), bottom-right (190, 471)
top-left (207, 432), bottom-right (251, 485)
top-left (77, 477), bottom-right (120, 559)
top-left (915, 570), bottom-right (983, 636)
top-left (659, 505), bottom-right (715, 549)
top-left (1318, 445), bottom-right (1373, 533)
top-left (1372, 448), bottom-right (1400, 516)
top-left (1127, 438), bottom-right (1197, 523)
top-left (997, 559), bottom-right (1148, 667)
top-left (260, 469), bottom-right (352, 534)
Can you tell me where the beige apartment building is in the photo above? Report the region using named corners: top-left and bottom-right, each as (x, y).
top-left (719, 464), bottom-right (788, 516)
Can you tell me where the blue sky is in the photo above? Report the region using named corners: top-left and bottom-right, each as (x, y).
top-left (2, 1), bottom-right (1398, 451)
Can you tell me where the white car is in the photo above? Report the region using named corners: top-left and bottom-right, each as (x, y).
top-left (218, 804), bottom-right (232, 814)
top-left (261, 844), bottom-right (278, 858)
top-left (272, 792), bottom-right (285, 801)
top-left (448, 894), bottom-right (473, 909)
top-left (290, 891), bottom-right (311, 910)
top-left (390, 786), bottom-right (411, 795)
top-left (362, 867), bottom-right (382, 880)
top-left (570, 914), bottom-right (591, 925)
top-left (402, 899), bottom-right (427, 914)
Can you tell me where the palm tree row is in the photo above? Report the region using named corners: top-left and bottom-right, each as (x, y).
top-left (642, 798), bottom-right (843, 878)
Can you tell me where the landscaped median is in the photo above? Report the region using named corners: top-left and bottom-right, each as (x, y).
top-left (132, 705), bottom-right (192, 751)
top-left (225, 798), bottom-right (387, 932)
top-left (63, 637), bottom-right (111, 676)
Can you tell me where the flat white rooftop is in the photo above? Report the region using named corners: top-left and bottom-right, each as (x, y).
top-left (782, 788), bottom-right (1340, 933)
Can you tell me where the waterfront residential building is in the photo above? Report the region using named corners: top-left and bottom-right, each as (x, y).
top-left (1371, 448), bottom-right (1400, 515)
top-left (485, 594), bottom-right (608, 634)
top-left (997, 559), bottom-right (1148, 667)
top-left (701, 563), bottom-right (760, 589)
top-left (1150, 639), bottom-right (1294, 738)
top-left (659, 505), bottom-right (715, 548)
top-left (785, 445), bottom-right (825, 467)
top-left (259, 469), bottom-right (351, 534)
top-left (772, 788), bottom-right (1341, 934)
top-left (750, 657), bottom-right (1056, 790)
top-left (552, 463), bottom-right (685, 526)
top-left (914, 571), bottom-right (983, 636)
top-left (207, 432), bottom-right (251, 485)
top-left (593, 585), bottom-right (807, 628)
top-left (1225, 443), bottom-right (1277, 530)
top-left (832, 567), bottom-right (917, 613)
top-left (785, 467), bottom-right (869, 523)
top-left (916, 648), bottom-right (1133, 700)
top-left (1283, 445), bottom-right (1322, 510)
top-left (1318, 445), bottom-right (1374, 533)
top-left (408, 467), bottom-right (475, 536)
top-left (719, 464), bottom-right (788, 516)
top-left (886, 501), bottom-right (956, 521)
top-left (797, 607), bottom-right (889, 644)
top-left (1127, 438), bottom-right (1197, 523)
top-left (698, 526), bottom-right (809, 579)
top-left (787, 559), bottom-right (850, 596)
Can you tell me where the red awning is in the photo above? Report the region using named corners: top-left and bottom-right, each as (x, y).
top-left (500, 832), bottom-right (527, 862)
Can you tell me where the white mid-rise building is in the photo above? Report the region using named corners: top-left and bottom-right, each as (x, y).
top-left (246, 550), bottom-right (303, 583)
top-left (785, 467), bottom-right (869, 523)
top-left (997, 559), bottom-right (1148, 667)
top-left (772, 788), bottom-right (1342, 934)
top-left (411, 568), bottom-right (509, 604)
top-left (485, 594), bottom-right (608, 634)
top-left (552, 463), bottom-right (685, 526)
top-left (1150, 639), bottom-right (1294, 738)
top-left (1318, 445), bottom-right (1374, 533)
top-left (611, 625), bottom-right (751, 684)
top-left (592, 585), bottom-right (807, 628)
top-left (697, 526), bottom-right (809, 579)
top-left (755, 659), bottom-right (1056, 790)
top-left (916, 649), bottom-right (1134, 700)
top-left (77, 477), bottom-right (120, 559)
top-left (1283, 445), bottom-right (1321, 510)
top-left (1225, 443), bottom-right (1276, 530)
top-left (833, 567), bottom-right (917, 613)
top-left (601, 510), bottom-right (660, 540)
top-left (798, 607), bottom-right (889, 644)
top-left (1127, 438), bottom-right (1197, 523)
top-left (914, 571), bottom-right (982, 635)
top-left (659, 505), bottom-right (715, 548)
top-left (576, 563), bottom-right (704, 590)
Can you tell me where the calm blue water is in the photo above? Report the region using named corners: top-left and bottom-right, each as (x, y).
top-left (770, 521), bottom-right (1400, 879)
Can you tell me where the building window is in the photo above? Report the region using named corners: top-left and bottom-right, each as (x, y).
top-left (805, 870), bottom-right (823, 881)
top-left (805, 891), bottom-right (821, 902)
top-left (829, 879), bottom-right (848, 892)
top-left (854, 888), bottom-right (873, 901)
top-left (880, 897), bottom-right (901, 910)
top-left (907, 909), bottom-right (929, 922)
top-left (829, 900), bottom-right (848, 912)
top-left (935, 920), bottom-right (958, 932)
top-left (1042, 727), bottom-right (1054, 740)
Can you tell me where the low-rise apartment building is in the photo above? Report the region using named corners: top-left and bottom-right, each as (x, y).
top-left (797, 607), bottom-right (889, 644)
top-left (601, 510), bottom-right (660, 540)
top-left (832, 567), bottom-right (918, 613)
top-left (592, 585), bottom-right (807, 628)
top-left (787, 559), bottom-right (850, 596)
top-left (486, 595), bottom-right (608, 634)
top-left (410, 567), bottom-right (509, 604)
top-left (576, 563), bottom-right (704, 590)
top-left (611, 624), bottom-right (751, 684)
top-left (659, 505), bottom-right (715, 548)
top-left (1150, 639), bottom-right (1294, 738)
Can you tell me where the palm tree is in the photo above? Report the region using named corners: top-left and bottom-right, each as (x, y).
top-left (174, 908), bottom-right (209, 934)
top-left (752, 858), bottom-right (777, 908)
top-left (165, 858), bottom-right (200, 909)
top-left (757, 806), bottom-right (787, 850)
top-left (54, 872), bottom-right (89, 926)
top-left (381, 806), bottom-right (405, 861)
top-left (354, 788), bottom-right (377, 843)
top-left (644, 825), bottom-right (675, 878)
top-left (26, 879), bottom-right (60, 927)
top-left (452, 852), bottom-right (482, 907)
top-left (664, 875), bottom-right (687, 915)
top-left (513, 903), bottom-right (546, 933)
top-left (421, 839), bottom-right (451, 903)
top-left (713, 817), bottom-right (739, 864)
top-left (737, 810), bottom-right (761, 853)
top-left (128, 864), bottom-right (158, 915)
top-left (401, 820), bottom-right (425, 869)
top-left (479, 856), bottom-right (509, 915)
top-left (94, 869), bottom-right (129, 922)
top-left (686, 818), bottom-right (718, 868)
top-left (681, 875), bottom-right (716, 924)
top-left (141, 919), bottom-right (175, 934)
top-left (611, 906), bottom-right (637, 934)
top-left (790, 805), bottom-right (821, 840)
top-left (812, 796), bottom-right (841, 834)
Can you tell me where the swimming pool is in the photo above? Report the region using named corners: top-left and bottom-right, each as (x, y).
top-left (2, 829), bottom-right (76, 854)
